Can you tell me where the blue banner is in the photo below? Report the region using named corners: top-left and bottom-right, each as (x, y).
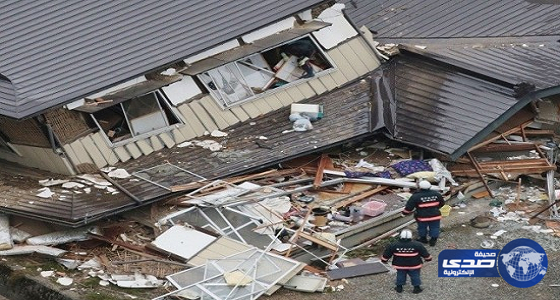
top-left (438, 249), bottom-right (500, 277)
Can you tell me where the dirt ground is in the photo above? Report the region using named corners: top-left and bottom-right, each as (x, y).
top-left (266, 196), bottom-right (560, 300)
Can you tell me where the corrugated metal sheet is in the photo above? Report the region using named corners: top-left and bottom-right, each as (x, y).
top-left (344, 0), bottom-right (560, 39)
top-left (0, 0), bottom-right (326, 119)
top-left (400, 41), bottom-right (560, 89)
top-left (374, 56), bottom-right (520, 158)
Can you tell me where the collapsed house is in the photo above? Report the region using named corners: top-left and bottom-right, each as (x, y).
top-left (1, 0), bottom-right (560, 299)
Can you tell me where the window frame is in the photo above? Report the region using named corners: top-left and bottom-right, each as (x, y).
top-left (90, 89), bottom-right (182, 147)
top-left (198, 34), bottom-right (336, 108)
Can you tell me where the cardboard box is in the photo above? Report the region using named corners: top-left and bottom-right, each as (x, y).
top-left (290, 103), bottom-right (324, 121)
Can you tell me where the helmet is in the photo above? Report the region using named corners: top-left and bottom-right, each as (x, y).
top-left (400, 229), bottom-right (412, 240)
top-left (418, 180), bottom-right (431, 190)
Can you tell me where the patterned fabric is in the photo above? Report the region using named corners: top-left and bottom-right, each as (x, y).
top-left (391, 160), bottom-right (432, 176)
top-left (344, 170), bottom-right (392, 178)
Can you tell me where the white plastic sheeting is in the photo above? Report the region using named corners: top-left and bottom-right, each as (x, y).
top-left (26, 226), bottom-right (100, 246)
top-left (0, 213), bottom-right (12, 250)
top-left (312, 3), bottom-right (358, 49)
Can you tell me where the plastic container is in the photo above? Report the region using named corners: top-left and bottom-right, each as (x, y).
top-left (361, 201), bottom-right (386, 217)
top-left (440, 204), bottom-right (452, 217)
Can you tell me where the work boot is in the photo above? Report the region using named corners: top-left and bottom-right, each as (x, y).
top-left (413, 286), bottom-right (423, 294)
top-left (429, 237), bottom-right (438, 246)
top-left (416, 236), bottom-right (428, 244)
top-left (395, 285), bottom-right (403, 293)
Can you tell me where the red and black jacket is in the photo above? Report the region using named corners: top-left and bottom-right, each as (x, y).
top-left (402, 189), bottom-right (445, 222)
top-left (381, 240), bottom-right (432, 269)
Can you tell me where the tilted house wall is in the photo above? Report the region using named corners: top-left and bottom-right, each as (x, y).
top-left (0, 5), bottom-right (381, 175)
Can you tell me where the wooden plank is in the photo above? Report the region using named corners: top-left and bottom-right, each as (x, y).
top-left (171, 128), bottom-right (187, 144)
top-left (188, 101), bottom-right (218, 132)
top-left (113, 146), bottom-right (132, 162)
top-left (296, 83), bottom-right (316, 99)
top-left (90, 132), bottom-right (119, 165)
top-left (313, 154), bottom-right (330, 188)
top-left (337, 43), bottom-right (369, 77)
top-left (327, 48), bottom-right (358, 81)
top-left (469, 121), bottom-right (532, 152)
top-left (159, 132), bottom-right (176, 148)
top-left (333, 186), bottom-right (389, 209)
top-left (149, 135), bottom-right (164, 151)
top-left (349, 38), bottom-right (381, 71)
top-left (79, 136), bottom-right (107, 167)
top-left (472, 190), bottom-right (490, 199)
top-left (198, 96), bottom-right (230, 129)
top-left (229, 106), bottom-right (251, 122)
top-left (307, 77), bottom-right (328, 94)
top-left (177, 104), bottom-right (206, 136)
top-left (124, 143), bottom-right (142, 159)
top-left (472, 143), bottom-right (538, 153)
top-left (468, 151), bottom-right (494, 198)
top-left (241, 101), bottom-right (263, 118)
top-left (285, 86), bottom-right (306, 103)
top-left (135, 139), bottom-right (154, 156)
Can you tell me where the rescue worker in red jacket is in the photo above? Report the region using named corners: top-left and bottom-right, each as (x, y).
top-left (402, 180), bottom-right (445, 246)
top-left (382, 229), bottom-right (432, 293)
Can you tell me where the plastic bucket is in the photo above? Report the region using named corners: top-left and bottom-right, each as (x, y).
top-left (440, 205), bottom-right (451, 217)
top-left (311, 207), bottom-right (329, 226)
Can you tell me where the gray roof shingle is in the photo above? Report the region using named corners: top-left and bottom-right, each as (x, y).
top-left (344, 0), bottom-right (560, 39)
top-left (0, 0), bottom-right (326, 119)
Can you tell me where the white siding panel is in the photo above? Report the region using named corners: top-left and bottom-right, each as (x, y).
top-left (177, 104), bottom-right (206, 136)
top-left (124, 143), bottom-right (142, 159)
top-left (188, 101), bottom-right (218, 132)
top-left (80, 136), bottom-right (108, 168)
top-left (90, 132), bottom-right (119, 165)
top-left (135, 139), bottom-right (154, 156)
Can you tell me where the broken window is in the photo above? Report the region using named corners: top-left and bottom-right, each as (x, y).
top-left (91, 90), bottom-right (180, 143)
top-left (199, 36), bottom-right (333, 107)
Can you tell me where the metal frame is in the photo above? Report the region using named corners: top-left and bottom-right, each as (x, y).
top-left (132, 162), bottom-right (206, 191)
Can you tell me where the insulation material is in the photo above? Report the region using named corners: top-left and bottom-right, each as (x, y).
top-left (161, 76), bottom-right (202, 105)
top-left (0, 245), bottom-right (66, 257)
top-left (312, 3), bottom-right (358, 49)
top-left (26, 226), bottom-right (100, 246)
top-left (43, 108), bottom-right (91, 144)
top-left (10, 227), bottom-right (32, 243)
top-left (151, 225), bottom-right (217, 260)
top-left (242, 17), bottom-right (296, 43)
top-left (0, 213), bottom-right (12, 250)
top-left (0, 116), bottom-right (51, 147)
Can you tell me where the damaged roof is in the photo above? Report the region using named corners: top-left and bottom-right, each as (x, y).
top-left (399, 40), bottom-right (560, 90)
top-left (0, 0), bottom-right (326, 119)
top-left (343, 0), bottom-right (560, 39)
top-left (373, 54), bottom-right (530, 160)
top-left (0, 77), bottom-right (375, 226)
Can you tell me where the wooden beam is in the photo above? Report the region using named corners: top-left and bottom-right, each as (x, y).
top-left (313, 154), bottom-right (330, 188)
top-left (469, 121), bottom-right (533, 152)
top-left (333, 185), bottom-right (389, 209)
top-left (467, 151), bottom-right (494, 198)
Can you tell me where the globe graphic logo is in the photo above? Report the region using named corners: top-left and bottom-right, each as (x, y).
top-left (500, 246), bottom-right (544, 281)
top-left (498, 239), bottom-right (547, 288)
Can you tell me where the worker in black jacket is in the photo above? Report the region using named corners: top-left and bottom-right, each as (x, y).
top-left (382, 229), bottom-right (432, 293)
top-left (402, 180), bottom-right (445, 246)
